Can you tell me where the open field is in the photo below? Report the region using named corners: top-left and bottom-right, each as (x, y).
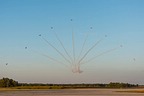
top-left (0, 89), bottom-right (144, 96)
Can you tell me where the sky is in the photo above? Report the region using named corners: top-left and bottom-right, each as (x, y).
top-left (0, 0), bottom-right (144, 84)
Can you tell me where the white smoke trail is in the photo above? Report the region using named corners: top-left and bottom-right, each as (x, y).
top-left (39, 35), bottom-right (72, 65)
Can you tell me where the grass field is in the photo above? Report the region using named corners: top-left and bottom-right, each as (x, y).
top-left (1, 86), bottom-right (144, 94)
top-left (0, 88), bottom-right (144, 96)
top-left (117, 90), bottom-right (144, 93)
top-left (0, 86), bottom-right (64, 91)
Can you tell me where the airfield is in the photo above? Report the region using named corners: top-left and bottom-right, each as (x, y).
top-left (0, 89), bottom-right (144, 96)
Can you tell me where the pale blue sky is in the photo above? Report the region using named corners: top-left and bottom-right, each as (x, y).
top-left (0, 0), bottom-right (144, 84)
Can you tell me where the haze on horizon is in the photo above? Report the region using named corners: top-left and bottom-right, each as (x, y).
top-left (0, 0), bottom-right (144, 84)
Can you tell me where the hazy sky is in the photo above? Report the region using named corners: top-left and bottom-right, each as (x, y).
top-left (0, 0), bottom-right (144, 84)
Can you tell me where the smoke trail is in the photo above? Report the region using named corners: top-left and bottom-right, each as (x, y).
top-left (39, 35), bottom-right (72, 65)
top-left (39, 53), bottom-right (69, 67)
top-left (71, 64), bottom-right (83, 73)
top-left (53, 31), bottom-right (73, 63)
top-left (25, 47), bottom-right (69, 67)
top-left (77, 27), bottom-right (93, 62)
top-left (80, 46), bottom-right (121, 65)
top-left (77, 32), bottom-right (89, 62)
top-left (78, 39), bottom-right (103, 65)
top-left (70, 19), bottom-right (76, 66)
top-left (72, 32), bottom-right (75, 63)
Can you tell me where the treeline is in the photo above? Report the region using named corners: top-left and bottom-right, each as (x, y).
top-left (106, 82), bottom-right (138, 88)
top-left (0, 78), bottom-right (18, 87)
top-left (18, 82), bottom-right (138, 89)
top-left (0, 78), bottom-right (139, 88)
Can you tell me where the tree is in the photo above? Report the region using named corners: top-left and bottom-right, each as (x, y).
top-left (0, 78), bottom-right (18, 87)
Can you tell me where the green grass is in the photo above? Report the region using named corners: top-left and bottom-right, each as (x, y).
top-left (0, 86), bottom-right (64, 91)
top-left (117, 90), bottom-right (144, 93)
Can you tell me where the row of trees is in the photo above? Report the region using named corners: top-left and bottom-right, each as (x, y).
top-left (0, 78), bottom-right (139, 88)
top-left (18, 82), bottom-right (138, 88)
top-left (107, 82), bottom-right (138, 88)
top-left (55, 83), bottom-right (138, 88)
top-left (0, 78), bottom-right (18, 87)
